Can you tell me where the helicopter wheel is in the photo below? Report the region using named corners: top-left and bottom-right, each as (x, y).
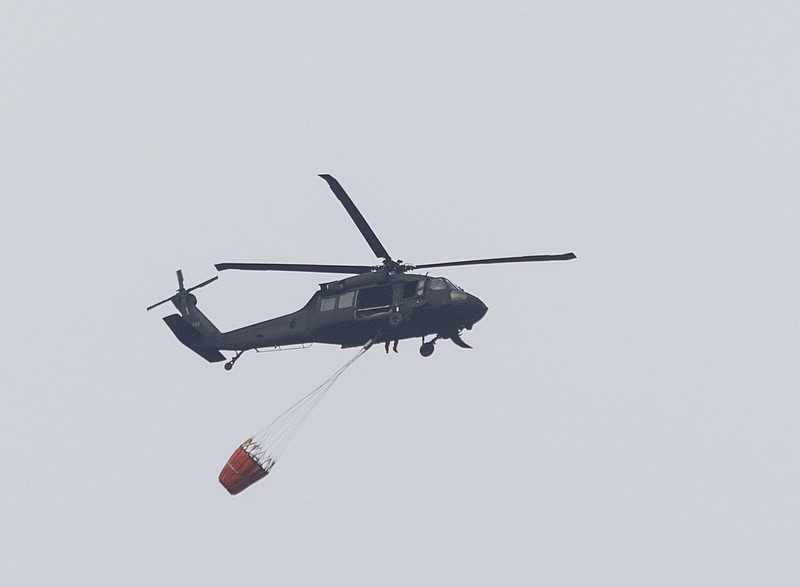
top-left (224, 351), bottom-right (244, 371)
top-left (419, 342), bottom-right (435, 357)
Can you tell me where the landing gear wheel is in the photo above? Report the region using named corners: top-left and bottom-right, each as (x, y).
top-left (224, 351), bottom-right (245, 371)
top-left (420, 342), bottom-right (435, 357)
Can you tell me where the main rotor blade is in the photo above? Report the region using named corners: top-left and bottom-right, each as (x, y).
top-left (413, 252), bottom-right (576, 270)
top-left (318, 174), bottom-right (391, 261)
top-left (215, 262), bottom-right (375, 274)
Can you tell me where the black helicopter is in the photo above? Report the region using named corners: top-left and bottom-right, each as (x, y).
top-left (148, 175), bottom-right (575, 370)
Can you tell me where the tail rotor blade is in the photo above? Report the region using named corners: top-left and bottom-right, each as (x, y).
top-left (177, 269), bottom-right (185, 291)
top-left (187, 275), bottom-right (219, 293)
top-left (146, 297), bottom-right (173, 312)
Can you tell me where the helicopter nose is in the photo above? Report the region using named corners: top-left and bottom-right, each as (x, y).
top-left (457, 293), bottom-right (487, 324)
top-left (450, 291), bottom-right (488, 324)
top-left (469, 295), bottom-right (488, 322)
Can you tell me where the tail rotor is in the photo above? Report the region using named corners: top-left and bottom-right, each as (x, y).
top-left (146, 269), bottom-right (218, 312)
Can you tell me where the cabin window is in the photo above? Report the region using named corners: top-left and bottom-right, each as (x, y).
top-left (320, 296), bottom-right (336, 311)
top-left (429, 278), bottom-right (448, 291)
top-left (339, 291), bottom-right (355, 308)
top-left (357, 285), bottom-right (393, 309)
top-left (402, 281), bottom-right (418, 299)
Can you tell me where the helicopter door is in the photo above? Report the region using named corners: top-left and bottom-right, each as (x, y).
top-left (355, 285), bottom-right (393, 319)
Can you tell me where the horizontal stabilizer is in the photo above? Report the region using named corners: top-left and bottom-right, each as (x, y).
top-left (163, 314), bottom-right (226, 363)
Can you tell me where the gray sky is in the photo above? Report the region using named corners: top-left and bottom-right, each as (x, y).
top-left (2, 2), bottom-right (799, 585)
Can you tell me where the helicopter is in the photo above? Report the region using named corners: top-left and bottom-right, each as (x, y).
top-left (147, 175), bottom-right (575, 370)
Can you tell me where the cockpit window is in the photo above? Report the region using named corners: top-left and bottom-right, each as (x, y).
top-left (428, 277), bottom-right (462, 291)
top-left (443, 278), bottom-right (462, 291)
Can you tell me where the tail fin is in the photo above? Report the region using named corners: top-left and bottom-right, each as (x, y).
top-left (173, 292), bottom-right (221, 337)
top-left (163, 314), bottom-right (226, 363)
top-left (148, 270), bottom-right (225, 363)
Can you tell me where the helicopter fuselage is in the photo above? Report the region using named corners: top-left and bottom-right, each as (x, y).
top-left (210, 271), bottom-right (487, 352)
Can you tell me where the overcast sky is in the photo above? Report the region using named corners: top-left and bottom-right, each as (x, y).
top-left (2, 2), bottom-right (799, 585)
